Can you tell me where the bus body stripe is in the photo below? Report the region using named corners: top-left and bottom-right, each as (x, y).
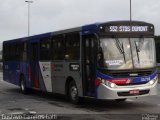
top-left (39, 62), bottom-right (52, 92)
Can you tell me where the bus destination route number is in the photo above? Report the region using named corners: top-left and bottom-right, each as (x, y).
top-left (109, 26), bottom-right (149, 32)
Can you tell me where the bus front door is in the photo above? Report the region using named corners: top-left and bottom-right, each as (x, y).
top-left (82, 35), bottom-right (96, 96)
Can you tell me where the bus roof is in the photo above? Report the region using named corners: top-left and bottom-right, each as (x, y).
top-left (3, 20), bottom-right (154, 44)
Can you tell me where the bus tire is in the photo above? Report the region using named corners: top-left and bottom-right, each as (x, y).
top-left (115, 98), bottom-right (127, 102)
top-left (20, 76), bottom-right (29, 94)
top-left (68, 81), bottom-right (80, 104)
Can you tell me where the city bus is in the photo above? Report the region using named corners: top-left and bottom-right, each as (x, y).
top-left (3, 21), bottom-right (158, 104)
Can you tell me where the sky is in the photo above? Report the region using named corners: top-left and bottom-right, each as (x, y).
top-left (0, 0), bottom-right (160, 43)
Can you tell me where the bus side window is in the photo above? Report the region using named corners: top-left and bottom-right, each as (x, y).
top-left (10, 45), bottom-right (15, 60)
top-left (15, 43), bottom-right (21, 61)
top-left (5, 44), bottom-right (13, 61)
top-left (65, 32), bottom-right (80, 60)
top-left (52, 35), bottom-right (65, 60)
top-left (22, 42), bottom-right (28, 61)
top-left (3, 44), bottom-right (8, 61)
top-left (15, 43), bottom-right (26, 61)
top-left (40, 38), bottom-right (51, 60)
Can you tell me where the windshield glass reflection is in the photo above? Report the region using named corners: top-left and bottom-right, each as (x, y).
top-left (98, 38), bottom-right (156, 70)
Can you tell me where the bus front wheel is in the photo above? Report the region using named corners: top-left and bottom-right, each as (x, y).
top-left (69, 81), bottom-right (79, 104)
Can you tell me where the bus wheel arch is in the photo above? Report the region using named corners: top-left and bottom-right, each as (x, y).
top-left (65, 77), bottom-right (74, 98)
top-left (65, 77), bottom-right (80, 104)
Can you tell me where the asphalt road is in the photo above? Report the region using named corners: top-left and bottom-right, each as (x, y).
top-left (0, 72), bottom-right (160, 120)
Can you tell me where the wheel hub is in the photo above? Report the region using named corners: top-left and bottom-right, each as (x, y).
top-left (70, 86), bottom-right (77, 101)
top-left (21, 81), bottom-right (24, 91)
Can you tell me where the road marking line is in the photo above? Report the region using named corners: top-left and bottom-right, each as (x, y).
top-left (10, 112), bottom-right (24, 114)
top-left (29, 111), bottom-right (37, 114)
top-left (127, 99), bottom-right (134, 101)
top-left (25, 108), bottom-right (29, 111)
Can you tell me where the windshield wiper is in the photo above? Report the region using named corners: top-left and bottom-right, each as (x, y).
top-left (134, 38), bottom-right (144, 63)
top-left (134, 41), bottom-right (140, 63)
top-left (115, 38), bottom-right (126, 64)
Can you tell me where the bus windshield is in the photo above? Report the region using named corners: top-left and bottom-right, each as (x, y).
top-left (98, 38), bottom-right (156, 70)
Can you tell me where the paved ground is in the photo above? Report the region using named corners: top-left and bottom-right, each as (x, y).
top-left (0, 72), bottom-right (160, 120)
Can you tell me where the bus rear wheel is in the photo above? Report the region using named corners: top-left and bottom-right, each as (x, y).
top-left (20, 76), bottom-right (29, 94)
top-left (69, 81), bottom-right (80, 104)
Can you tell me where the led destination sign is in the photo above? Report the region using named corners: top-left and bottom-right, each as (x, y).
top-left (109, 26), bottom-right (148, 32)
top-left (98, 21), bottom-right (154, 36)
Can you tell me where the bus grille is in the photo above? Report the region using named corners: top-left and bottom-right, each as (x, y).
top-left (111, 71), bottom-right (152, 78)
top-left (117, 82), bottom-right (148, 86)
top-left (117, 90), bottom-right (150, 96)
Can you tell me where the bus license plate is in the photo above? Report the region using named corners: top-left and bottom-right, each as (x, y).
top-left (129, 89), bottom-right (139, 94)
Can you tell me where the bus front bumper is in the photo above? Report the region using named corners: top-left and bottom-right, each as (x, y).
top-left (97, 79), bottom-right (158, 100)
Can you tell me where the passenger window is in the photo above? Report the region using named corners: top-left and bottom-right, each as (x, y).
top-left (22, 42), bottom-right (28, 61)
top-left (65, 32), bottom-right (80, 60)
top-left (52, 35), bottom-right (65, 60)
top-left (40, 38), bottom-right (51, 60)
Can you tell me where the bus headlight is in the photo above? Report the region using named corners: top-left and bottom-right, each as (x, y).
top-left (149, 76), bottom-right (158, 85)
top-left (96, 78), bottom-right (116, 88)
top-left (149, 76), bottom-right (157, 85)
top-left (149, 80), bottom-right (154, 85)
top-left (109, 82), bottom-right (115, 88)
top-left (105, 80), bottom-right (116, 88)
